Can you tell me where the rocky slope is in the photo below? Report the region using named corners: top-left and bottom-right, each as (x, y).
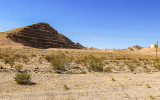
top-left (127, 45), bottom-right (143, 51)
top-left (5, 22), bottom-right (83, 49)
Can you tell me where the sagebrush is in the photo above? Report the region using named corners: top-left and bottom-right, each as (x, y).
top-left (14, 72), bottom-right (31, 85)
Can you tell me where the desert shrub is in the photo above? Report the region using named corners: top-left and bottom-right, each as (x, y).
top-left (145, 68), bottom-right (151, 73)
top-left (0, 52), bottom-right (9, 59)
top-left (0, 53), bottom-right (6, 60)
top-left (46, 55), bottom-right (52, 62)
top-left (4, 56), bottom-right (15, 68)
top-left (154, 64), bottom-right (160, 70)
top-left (128, 65), bottom-right (136, 72)
top-left (38, 56), bottom-right (45, 64)
top-left (14, 54), bottom-right (22, 60)
top-left (21, 55), bottom-right (30, 64)
top-left (86, 55), bottom-right (104, 72)
top-left (45, 53), bottom-right (60, 62)
top-left (104, 67), bottom-right (112, 72)
top-left (75, 56), bottom-right (87, 65)
top-left (75, 55), bottom-right (105, 65)
top-left (50, 53), bottom-right (71, 73)
top-left (3, 54), bottom-right (29, 68)
top-left (30, 54), bottom-right (36, 58)
top-left (153, 62), bottom-right (160, 70)
top-left (14, 72), bottom-right (31, 85)
top-left (15, 64), bottom-right (23, 72)
top-left (51, 59), bottom-right (66, 72)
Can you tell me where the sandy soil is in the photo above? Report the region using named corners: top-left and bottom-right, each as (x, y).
top-left (1, 72), bottom-right (160, 100)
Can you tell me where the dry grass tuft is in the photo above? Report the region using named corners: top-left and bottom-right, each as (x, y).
top-left (63, 84), bottom-right (69, 90)
top-left (128, 65), bottom-right (136, 72)
top-left (148, 95), bottom-right (154, 99)
top-left (111, 77), bottom-right (116, 81)
top-left (14, 64), bottom-right (23, 72)
top-left (146, 84), bottom-right (151, 88)
top-left (104, 67), bottom-right (112, 72)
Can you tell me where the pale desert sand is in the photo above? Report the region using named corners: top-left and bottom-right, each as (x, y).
top-left (1, 72), bottom-right (160, 100)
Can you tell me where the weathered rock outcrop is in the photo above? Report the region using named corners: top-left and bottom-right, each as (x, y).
top-left (6, 22), bottom-right (83, 49)
top-left (127, 45), bottom-right (143, 51)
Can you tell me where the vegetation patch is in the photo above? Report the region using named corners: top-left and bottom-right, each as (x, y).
top-left (128, 65), bottom-right (136, 72)
top-left (49, 53), bottom-right (71, 73)
top-left (153, 62), bottom-right (160, 70)
top-left (104, 67), bottom-right (112, 72)
top-left (14, 72), bottom-right (31, 85)
top-left (15, 64), bottom-right (23, 72)
top-left (85, 55), bottom-right (104, 72)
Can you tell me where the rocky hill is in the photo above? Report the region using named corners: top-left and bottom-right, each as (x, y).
top-left (127, 45), bottom-right (143, 51)
top-left (4, 22), bottom-right (83, 49)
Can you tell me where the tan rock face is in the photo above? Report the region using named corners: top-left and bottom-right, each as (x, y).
top-left (6, 22), bottom-right (83, 49)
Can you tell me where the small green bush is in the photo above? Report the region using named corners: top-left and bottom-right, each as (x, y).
top-left (14, 72), bottom-right (31, 85)
top-left (50, 53), bottom-right (71, 73)
top-left (51, 59), bottom-right (66, 72)
top-left (86, 55), bottom-right (104, 72)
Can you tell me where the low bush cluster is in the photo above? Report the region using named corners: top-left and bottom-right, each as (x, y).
top-left (14, 72), bottom-right (31, 85)
top-left (47, 53), bottom-right (71, 73)
top-left (85, 55), bottom-right (104, 72)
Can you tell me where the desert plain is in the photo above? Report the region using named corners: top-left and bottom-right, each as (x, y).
top-left (0, 23), bottom-right (160, 100)
top-left (0, 45), bottom-right (160, 100)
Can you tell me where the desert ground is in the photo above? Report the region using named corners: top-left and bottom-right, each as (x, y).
top-left (0, 45), bottom-right (160, 100)
top-left (0, 23), bottom-right (160, 100)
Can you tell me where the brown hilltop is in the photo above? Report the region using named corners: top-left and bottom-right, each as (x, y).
top-left (2, 22), bottom-right (83, 49)
top-left (126, 45), bottom-right (143, 51)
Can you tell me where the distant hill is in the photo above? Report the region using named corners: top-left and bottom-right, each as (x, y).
top-left (2, 22), bottom-right (83, 49)
top-left (127, 45), bottom-right (143, 51)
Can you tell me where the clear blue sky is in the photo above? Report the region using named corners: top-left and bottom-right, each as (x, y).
top-left (0, 0), bottom-right (160, 49)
